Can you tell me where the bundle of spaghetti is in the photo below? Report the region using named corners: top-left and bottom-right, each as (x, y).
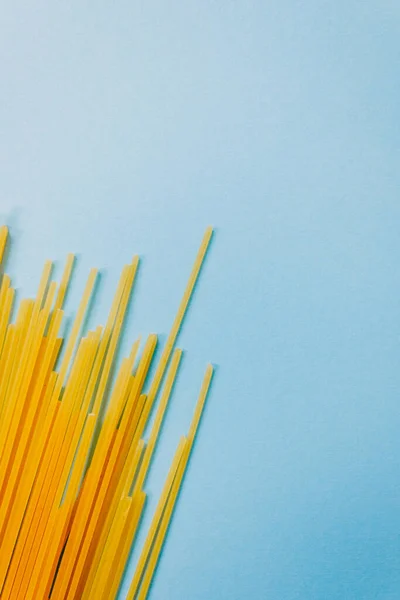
top-left (0, 225), bottom-right (214, 600)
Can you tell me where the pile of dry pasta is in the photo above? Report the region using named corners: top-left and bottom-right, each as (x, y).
top-left (0, 225), bottom-right (213, 600)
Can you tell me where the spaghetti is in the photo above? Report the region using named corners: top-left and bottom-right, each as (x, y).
top-left (0, 226), bottom-right (213, 599)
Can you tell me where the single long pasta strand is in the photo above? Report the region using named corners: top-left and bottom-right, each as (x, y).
top-left (0, 273), bottom-right (10, 312)
top-left (0, 226), bottom-right (7, 263)
top-left (126, 436), bottom-right (188, 600)
top-left (0, 318), bottom-right (15, 419)
top-left (0, 276), bottom-right (13, 357)
top-left (90, 495), bottom-right (133, 599)
top-left (187, 365), bottom-right (214, 441)
top-left (38, 339), bottom-right (63, 423)
top-left (31, 260), bottom-right (53, 324)
top-left (135, 348), bottom-right (183, 494)
top-left (136, 364), bottom-right (213, 600)
top-left (136, 442), bottom-right (190, 600)
top-left (144, 227), bottom-right (212, 419)
top-left (0, 225), bottom-right (8, 264)
top-left (48, 253), bottom-right (75, 335)
top-left (0, 320), bottom-right (19, 413)
top-left (106, 491), bottom-right (147, 600)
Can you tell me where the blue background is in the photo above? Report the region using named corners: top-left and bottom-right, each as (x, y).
top-left (1, 2), bottom-right (400, 599)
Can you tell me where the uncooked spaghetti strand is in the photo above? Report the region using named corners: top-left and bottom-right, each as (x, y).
top-left (137, 443), bottom-right (189, 600)
top-left (31, 260), bottom-right (53, 324)
top-left (0, 276), bottom-right (12, 357)
top-left (137, 365), bottom-right (213, 600)
top-left (0, 323), bottom-right (15, 419)
top-left (48, 253), bottom-right (75, 336)
top-left (89, 495), bottom-right (133, 599)
top-left (106, 491), bottom-right (147, 600)
top-left (146, 227), bottom-right (212, 415)
top-left (0, 226), bottom-right (8, 264)
top-left (53, 267), bottom-right (98, 395)
top-left (126, 436), bottom-right (187, 600)
top-left (134, 348), bottom-right (183, 494)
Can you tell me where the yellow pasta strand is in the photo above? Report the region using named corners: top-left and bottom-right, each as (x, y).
top-left (136, 443), bottom-right (190, 600)
top-left (126, 436), bottom-right (188, 600)
top-left (106, 491), bottom-right (147, 600)
top-left (0, 225), bottom-right (8, 264)
top-left (145, 226), bottom-right (213, 426)
top-left (90, 495), bottom-right (133, 598)
top-left (135, 348), bottom-right (183, 494)
top-left (134, 364), bottom-right (213, 600)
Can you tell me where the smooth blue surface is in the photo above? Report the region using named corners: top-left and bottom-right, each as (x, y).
top-left (1, 2), bottom-right (400, 599)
